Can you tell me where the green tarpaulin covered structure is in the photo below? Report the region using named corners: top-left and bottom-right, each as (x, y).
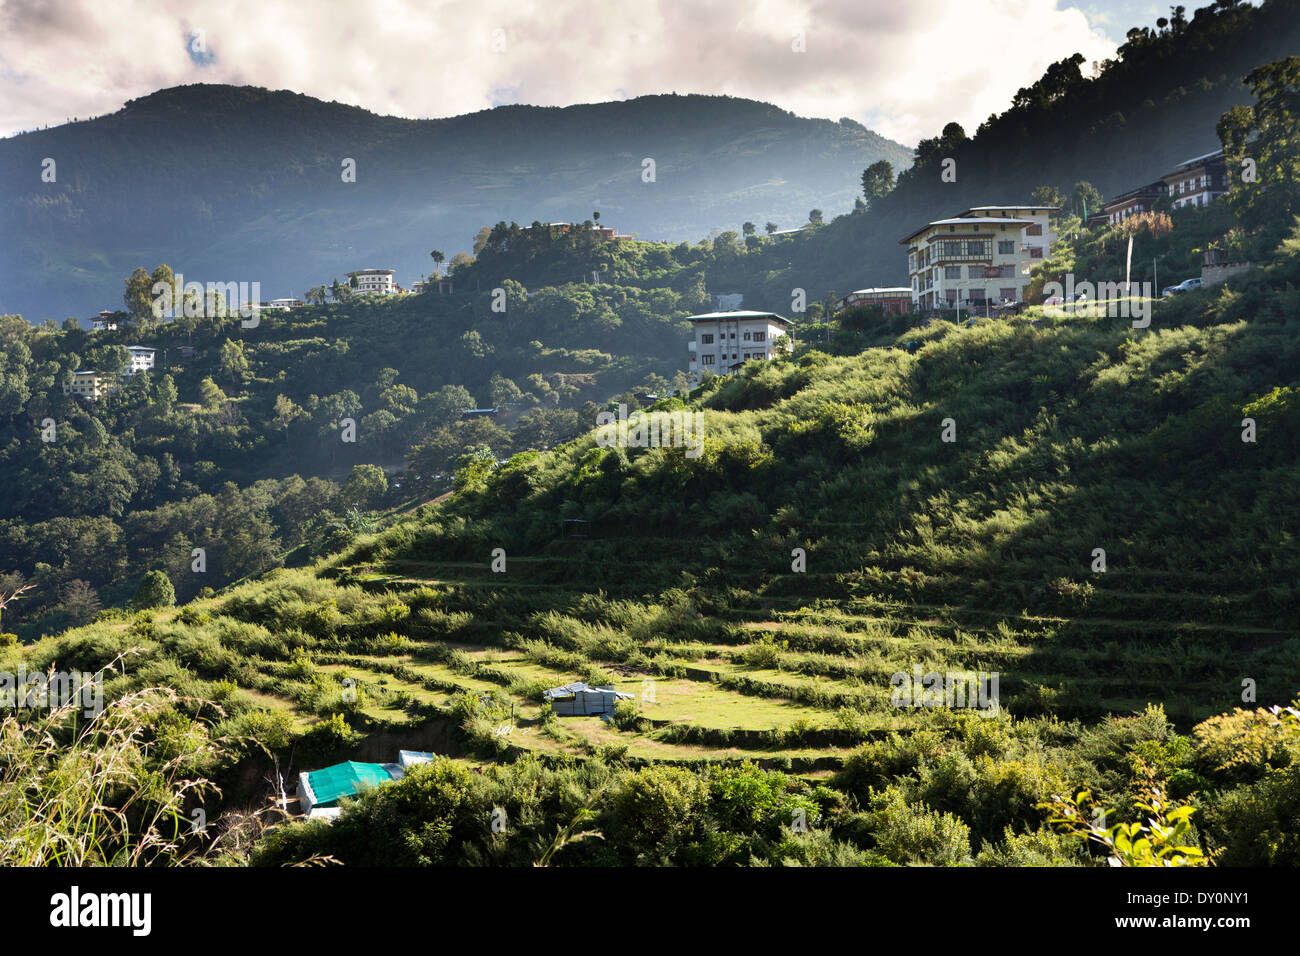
top-left (299, 761), bottom-right (400, 814)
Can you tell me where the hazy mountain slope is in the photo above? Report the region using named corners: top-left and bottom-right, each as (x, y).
top-left (0, 87), bottom-right (911, 321)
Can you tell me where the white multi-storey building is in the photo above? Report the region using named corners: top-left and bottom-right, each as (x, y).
top-left (124, 346), bottom-right (155, 377)
top-left (688, 311), bottom-right (791, 378)
top-left (901, 207), bottom-right (1056, 311)
top-left (63, 371), bottom-right (119, 401)
top-left (345, 269), bottom-right (396, 295)
top-left (957, 206), bottom-right (1056, 262)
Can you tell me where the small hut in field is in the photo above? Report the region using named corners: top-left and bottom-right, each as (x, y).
top-left (543, 682), bottom-right (633, 716)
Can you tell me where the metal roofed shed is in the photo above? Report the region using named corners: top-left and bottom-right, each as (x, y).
top-left (543, 682), bottom-right (633, 716)
top-left (297, 761), bottom-right (403, 816)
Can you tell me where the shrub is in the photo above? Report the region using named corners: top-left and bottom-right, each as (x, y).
top-left (604, 765), bottom-right (708, 862)
top-left (132, 570), bottom-right (176, 610)
top-left (870, 789), bottom-right (973, 866)
top-left (610, 699), bottom-right (645, 731)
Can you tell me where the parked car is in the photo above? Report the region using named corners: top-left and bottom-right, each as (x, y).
top-left (1163, 277), bottom-right (1203, 296)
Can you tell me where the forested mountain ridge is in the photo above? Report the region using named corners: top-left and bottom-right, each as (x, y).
top-left (0, 87), bottom-right (910, 321)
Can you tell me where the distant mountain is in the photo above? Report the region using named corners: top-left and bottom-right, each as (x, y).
top-left (0, 86), bottom-right (912, 321)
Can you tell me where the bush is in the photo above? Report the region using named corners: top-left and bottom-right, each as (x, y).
top-left (869, 789), bottom-right (973, 866)
top-left (604, 765), bottom-right (708, 862)
top-left (132, 570), bottom-right (176, 610)
top-left (610, 699), bottom-right (645, 731)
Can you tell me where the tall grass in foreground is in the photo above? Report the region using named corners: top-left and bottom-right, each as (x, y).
top-left (0, 657), bottom-right (225, 866)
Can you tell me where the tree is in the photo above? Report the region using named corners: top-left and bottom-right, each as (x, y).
top-left (150, 265), bottom-right (177, 322)
top-left (1071, 181), bottom-right (1104, 220)
top-left (512, 408), bottom-right (580, 451)
top-left (360, 409), bottom-right (400, 455)
top-left (155, 374), bottom-right (179, 416)
top-left (419, 384), bottom-right (475, 432)
top-left (713, 230), bottom-right (741, 261)
top-left (218, 340), bottom-right (249, 386)
top-left (1031, 185), bottom-right (1066, 209)
top-left (640, 372), bottom-right (670, 396)
top-left (1218, 56), bottom-right (1300, 241)
top-left (452, 447), bottom-right (495, 491)
top-left (861, 160), bottom-right (894, 206)
top-left (340, 464), bottom-right (388, 511)
top-left (132, 570), bottom-right (175, 609)
top-left (742, 221), bottom-right (755, 237)
top-left (123, 268), bottom-right (155, 325)
top-left (458, 330), bottom-right (489, 359)
top-left (430, 250), bottom-right (445, 276)
top-left (489, 375), bottom-right (523, 407)
top-left (61, 579), bottom-right (101, 626)
top-left (273, 394), bottom-right (306, 442)
top-left (765, 222), bottom-right (778, 235)
top-left (808, 209), bottom-right (824, 226)
top-left (0, 338), bottom-right (32, 418)
top-left (198, 377), bottom-right (226, 412)
top-left (380, 383), bottom-right (417, 416)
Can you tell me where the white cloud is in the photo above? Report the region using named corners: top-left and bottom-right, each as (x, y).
top-left (0, 0), bottom-right (1118, 144)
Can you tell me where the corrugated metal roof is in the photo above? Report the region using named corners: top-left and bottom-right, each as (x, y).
top-left (543, 682), bottom-right (634, 699)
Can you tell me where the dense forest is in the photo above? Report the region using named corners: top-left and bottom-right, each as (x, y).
top-left (0, 229), bottom-right (739, 636)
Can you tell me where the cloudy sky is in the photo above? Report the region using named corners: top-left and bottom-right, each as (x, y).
top-left (1, 0), bottom-right (1169, 145)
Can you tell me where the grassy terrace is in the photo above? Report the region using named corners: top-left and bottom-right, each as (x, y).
top-left (84, 512), bottom-right (1281, 773)
top-left (332, 546), bottom-right (1294, 729)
